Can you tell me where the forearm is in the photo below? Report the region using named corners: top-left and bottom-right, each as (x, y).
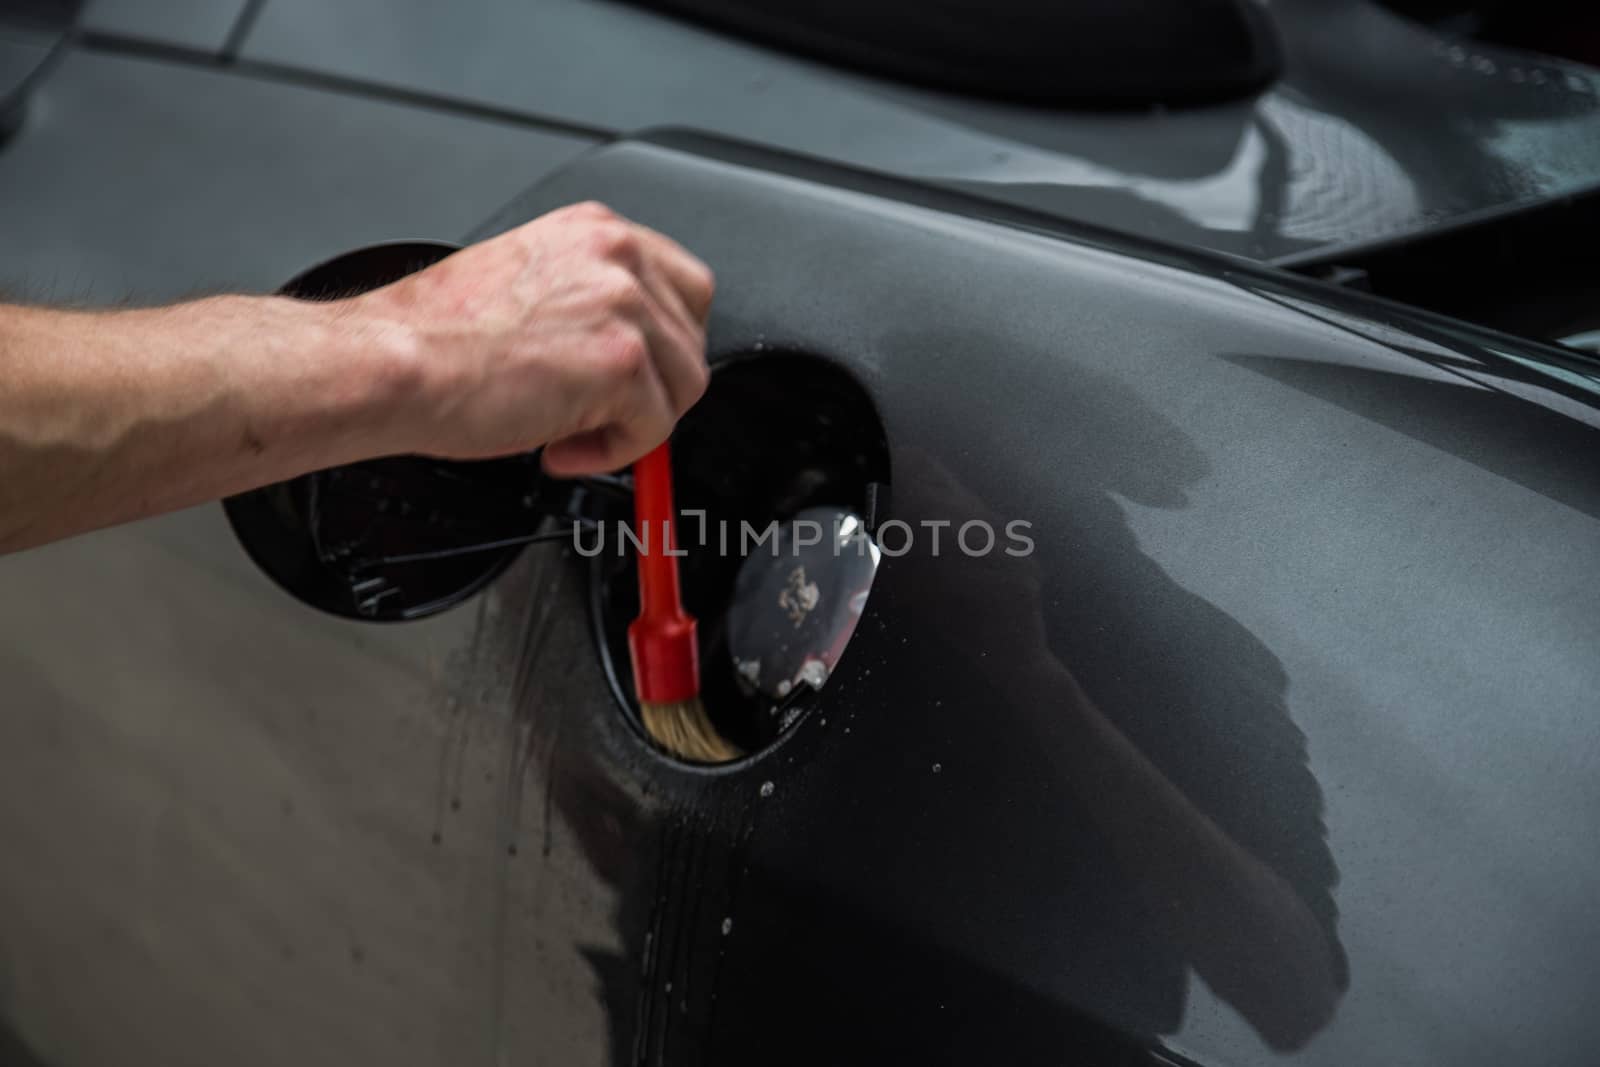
top-left (0, 203), bottom-right (716, 554)
top-left (0, 295), bottom-right (420, 553)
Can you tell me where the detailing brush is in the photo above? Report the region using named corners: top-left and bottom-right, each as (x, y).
top-left (629, 442), bottom-right (740, 763)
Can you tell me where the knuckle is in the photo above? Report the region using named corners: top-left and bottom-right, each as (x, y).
top-left (690, 260), bottom-right (716, 303)
top-left (570, 200), bottom-right (614, 221)
top-left (599, 323), bottom-right (649, 380)
top-left (595, 265), bottom-right (646, 311)
top-left (679, 336), bottom-right (711, 403)
top-left (589, 222), bottom-right (641, 265)
top-left (678, 365), bottom-right (710, 410)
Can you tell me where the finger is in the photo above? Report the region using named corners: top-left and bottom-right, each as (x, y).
top-left (631, 265), bottom-right (710, 417)
top-left (541, 412), bottom-right (670, 478)
top-left (541, 428), bottom-right (624, 477)
top-left (634, 226), bottom-right (715, 322)
top-left (635, 249), bottom-right (696, 333)
top-left (552, 325), bottom-right (678, 474)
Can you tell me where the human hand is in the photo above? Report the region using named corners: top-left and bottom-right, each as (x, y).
top-left (355, 201), bottom-right (714, 475)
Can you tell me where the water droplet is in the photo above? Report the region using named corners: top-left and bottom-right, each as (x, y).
top-left (430, 831), bottom-right (442, 845)
top-left (796, 660), bottom-right (828, 689)
top-left (759, 781), bottom-right (775, 798)
top-left (664, 981), bottom-right (673, 993)
top-left (721, 917), bottom-right (734, 935)
top-left (932, 763), bottom-right (943, 774)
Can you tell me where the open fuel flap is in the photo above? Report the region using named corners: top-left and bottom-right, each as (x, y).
top-left (223, 242), bottom-right (589, 622)
top-left (224, 244), bottom-right (888, 763)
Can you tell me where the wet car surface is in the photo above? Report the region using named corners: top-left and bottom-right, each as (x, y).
top-left (3, 3), bottom-right (1600, 1066)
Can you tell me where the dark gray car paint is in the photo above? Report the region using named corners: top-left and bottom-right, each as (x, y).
top-left (0, 17), bottom-right (1598, 1067)
top-left (435, 138), bottom-right (1600, 1067)
top-left (240, 0), bottom-right (1600, 262)
top-left (0, 48), bottom-right (595, 303)
top-left (0, 16), bottom-right (65, 142)
top-left (0, 43), bottom-right (597, 1066)
top-left (79, 0), bottom-right (249, 54)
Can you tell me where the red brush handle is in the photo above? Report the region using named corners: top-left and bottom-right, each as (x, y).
top-left (628, 442), bottom-right (700, 703)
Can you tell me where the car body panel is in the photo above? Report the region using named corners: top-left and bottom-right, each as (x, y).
top-left (79, 0), bottom-right (246, 54)
top-left (0, 47), bottom-right (595, 303)
top-left (241, 0), bottom-right (1600, 262)
top-left (3, 5), bottom-right (1600, 1066)
top-left (461, 137), bottom-right (1600, 1067)
top-left (0, 37), bottom-right (596, 1066)
top-left (10, 130), bottom-right (1597, 1065)
top-left (0, 16), bottom-right (64, 142)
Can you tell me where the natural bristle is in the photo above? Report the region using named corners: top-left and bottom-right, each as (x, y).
top-left (640, 698), bottom-right (742, 763)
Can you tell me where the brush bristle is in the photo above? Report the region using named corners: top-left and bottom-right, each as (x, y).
top-left (640, 698), bottom-right (742, 763)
